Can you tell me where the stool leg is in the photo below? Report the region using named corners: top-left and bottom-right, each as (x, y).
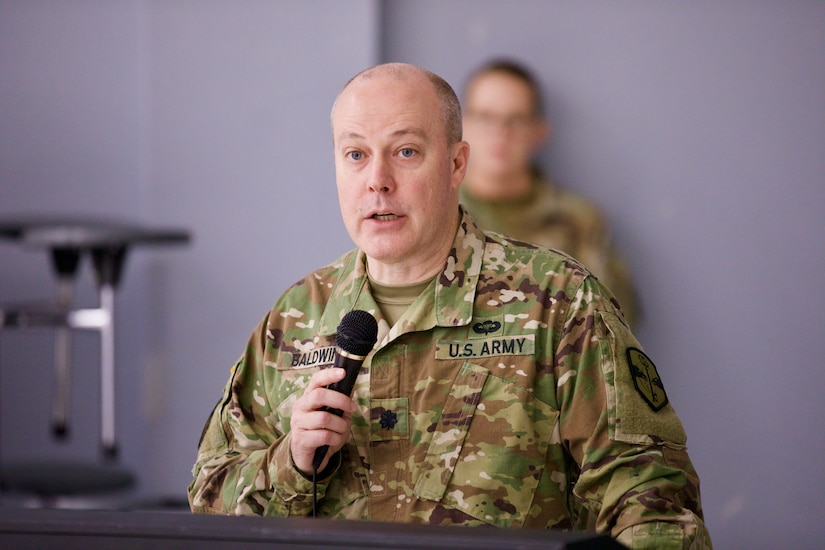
top-left (52, 282), bottom-right (72, 438)
top-left (49, 248), bottom-right (81, 440)
top-left (91, 245), bottom-right (126, 459)
top-left (99, 283), bottom-right (117, 458)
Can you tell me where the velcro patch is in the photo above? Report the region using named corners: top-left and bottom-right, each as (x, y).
top-left (627, 347), bottom-right (668, 411)
top-left (277, 345), bottom-right (337, 370)
top-left (435, 335), bottom-right (535, 360)
top-left (369, 398), bottom-right (409, 442)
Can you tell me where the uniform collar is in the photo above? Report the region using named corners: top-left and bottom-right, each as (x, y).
top-left (319, 207), bottom-right (484, 339)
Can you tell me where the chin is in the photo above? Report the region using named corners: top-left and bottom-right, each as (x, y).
top-left (359, 241), bottom-right (405, 262)
top-left (476, 164), bottom-right (512, 179)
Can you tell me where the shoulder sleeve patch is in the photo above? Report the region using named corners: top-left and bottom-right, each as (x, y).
top-left (627, 347), bottom-right (669, 411)
top-left (597, 311), bottom-right (687, 447)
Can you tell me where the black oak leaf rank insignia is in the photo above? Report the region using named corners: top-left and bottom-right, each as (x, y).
top-left (379, 409), bottom-right (398, 430)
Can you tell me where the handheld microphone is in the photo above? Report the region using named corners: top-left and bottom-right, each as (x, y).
top-left (311, 309), bottom-right (378, 472)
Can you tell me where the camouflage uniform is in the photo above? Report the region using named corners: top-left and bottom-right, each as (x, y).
top-left (460, 172), bottom-right (640, 326)
top-left (188, 209), bottom-right (710, 549)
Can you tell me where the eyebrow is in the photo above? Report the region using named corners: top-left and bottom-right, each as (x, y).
top-left (336, 127), bottom-right (428, 143)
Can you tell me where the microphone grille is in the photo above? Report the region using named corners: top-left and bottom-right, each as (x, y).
top-left (336, 309), bottom-right (378, 356)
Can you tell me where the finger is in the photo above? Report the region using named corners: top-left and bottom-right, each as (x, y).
top-left (291, 407), bottom-right (351, 434)
top-left (293, 386), bottom-right (355, 431)
top-left (290, 425), bottom-right (350, 475)
top-left (296, 373), bottom-right (357, 415)
top-left (289, 407), bottom-right (353, 472)
top-left (307, 367), bottom-right (346, 390)
top-left (317, 388), bottom-right (358, 413)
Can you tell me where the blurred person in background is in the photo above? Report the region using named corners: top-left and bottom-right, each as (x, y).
top-left (461, 59), bottom-right (640, 326)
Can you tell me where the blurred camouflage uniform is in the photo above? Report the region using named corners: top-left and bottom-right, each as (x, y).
top-left (188, 209), bottom-right (710, 549)
top-left (460, 172), bottom-right (640, 326)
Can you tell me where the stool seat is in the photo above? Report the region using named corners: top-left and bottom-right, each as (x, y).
top-left (1, 459), bottom-right (135, 497)
top-left (0, 216), bottom-right (191, 249)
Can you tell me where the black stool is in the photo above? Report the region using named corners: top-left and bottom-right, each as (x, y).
top-left (0, 217), bottom-right (190, 508)
top-left (0, 459), bottom-right (135, 508)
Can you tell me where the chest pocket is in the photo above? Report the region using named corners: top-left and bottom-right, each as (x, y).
top-left (413, 362), bottom-right (558, 527)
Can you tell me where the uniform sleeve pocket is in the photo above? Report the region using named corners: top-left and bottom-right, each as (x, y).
top-left (598, 311), bottom-right (687, 447)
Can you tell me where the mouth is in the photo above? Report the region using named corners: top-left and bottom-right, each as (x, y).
top-left (370, 212), bottom-right (399, 221)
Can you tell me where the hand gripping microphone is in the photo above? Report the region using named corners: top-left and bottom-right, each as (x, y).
top-left (311, 309), bottom-right (378, 472)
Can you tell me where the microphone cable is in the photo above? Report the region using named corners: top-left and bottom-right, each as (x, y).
top-left (312, 464), bottom-right (318, 517)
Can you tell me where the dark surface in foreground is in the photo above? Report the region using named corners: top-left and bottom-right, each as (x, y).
top-left (0, 507), bottom-right (623, 549)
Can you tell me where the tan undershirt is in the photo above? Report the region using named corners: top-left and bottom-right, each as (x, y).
top-left (367, 269), bottom-right (433, 327)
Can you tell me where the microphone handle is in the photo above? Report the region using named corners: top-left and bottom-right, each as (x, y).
top-left (311, 352), bottom-right (364, 472)
top-left (312, 444), bottom-right (331, 472)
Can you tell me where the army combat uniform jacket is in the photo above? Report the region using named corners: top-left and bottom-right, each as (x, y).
top-left (189, 210), bottom-right (711, 549)
top-left (460, 172), bottom-right (640, 326)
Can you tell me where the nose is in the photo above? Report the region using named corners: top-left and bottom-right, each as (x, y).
top-left (367, 156), bottom-right (393, 193)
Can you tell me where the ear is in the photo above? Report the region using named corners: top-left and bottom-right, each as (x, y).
top-left (532, 119), bottom-right (551, 150)
top-left (449, 141), bottom-right (470, 190)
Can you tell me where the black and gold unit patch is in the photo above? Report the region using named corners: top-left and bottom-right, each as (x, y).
top-left (627, 347), bottom-right (668, 411)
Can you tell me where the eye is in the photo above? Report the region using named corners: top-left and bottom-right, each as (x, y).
top-left (398, 148), bottom-right (416, 159)
top-left (346, 150), bottom-right (364, 161)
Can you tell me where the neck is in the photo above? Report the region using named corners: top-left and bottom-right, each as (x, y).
top-left (367, 260), bottom-right (443, 286)
top-left (366, 212), bottom-right (460, 286)
top-left (464, 167), bottom-right (534, 201)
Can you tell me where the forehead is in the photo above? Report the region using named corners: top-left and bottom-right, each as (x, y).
top-left (332, 74), bottom-right (444, 144)
top-left (465, 71), bottom-right (535, 112)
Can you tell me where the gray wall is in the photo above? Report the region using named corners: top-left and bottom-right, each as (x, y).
top-left (1, 1), bottom-right (823, 548)
top-left (383, 2), bottom-right (825, 548)
top-left (0, 0), bottom-right (376, 496)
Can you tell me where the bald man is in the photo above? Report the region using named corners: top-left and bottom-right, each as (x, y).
top-left (189, 63), bottom-right (710, 549)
